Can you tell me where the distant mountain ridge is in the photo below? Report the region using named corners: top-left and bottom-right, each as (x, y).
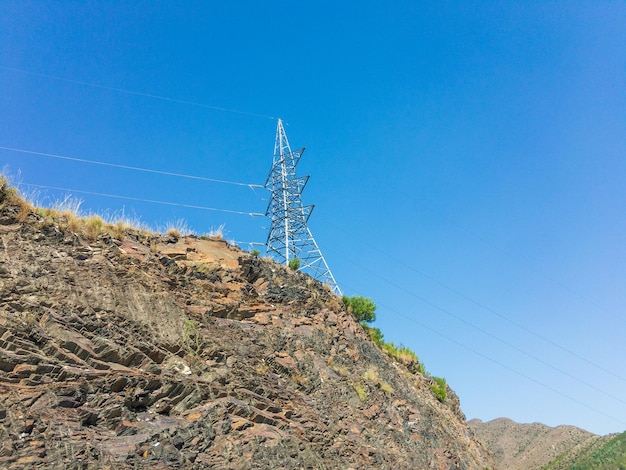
top-left (469, 417), bottom-right (626, 469)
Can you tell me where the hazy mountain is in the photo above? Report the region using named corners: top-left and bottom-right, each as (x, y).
top-left (469, 417), bottom-right (626, 469)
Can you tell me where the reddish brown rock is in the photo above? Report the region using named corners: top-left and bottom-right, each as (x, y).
top-left (0, 185), bottom-right (494, 469)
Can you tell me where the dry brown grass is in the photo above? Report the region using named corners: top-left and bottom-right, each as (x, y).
top-left (109, 221), bottom-right (129, 240)
top-left (362, 366), bottom-right (380, 383)
top-left (0, 175), bottom-right (195, 244)
top-left (379, 381), bottom-right (394, 394)
top-left (362, 366), bottom-right (393, 395)
top-left (164, 219), bottom-right (192, 237)
top-left (327, 357), bottom-right (349, 376)
top-left (15, 199), bottom-right (34, 222)
top-left (206, 224), bottom-right (225, 239)
top-left (65, 212), bottom-right (82, 233)
top-left (83, 215), bottom-right (104, 240)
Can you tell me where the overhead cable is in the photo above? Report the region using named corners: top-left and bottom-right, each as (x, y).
top-left (329, 247), bottom-right (626, 407)
top-left (337, 280), bottom-right (626, 428)
top-left (0, 146), bottom-right (265, 189)
top-left (19, 183), bottom-right (265, 217)
top-left (0, 66), bottom-right (276, 121)
top-left (324, 218), bottom-right (626, 385)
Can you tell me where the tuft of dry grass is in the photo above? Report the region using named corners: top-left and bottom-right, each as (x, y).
top-left (255, 362), bottom-right (270, 375)
top-left (104, 221), bottom-right (126, 240)
top-left (164, 219), bottom-right (192, 237)
top-left (327, 357), bottom-right (349, 376)
top-left (64, 212), bottom-right (81, 233)
top-left (15, 198), bottom-right (34, 222)
top-left (206, 224), bottom-right (226, 239)
top-left (0, 175), bottom-right (32, 219)
top-left (83, 215), bottom-right (104, 240)
top-left (379, 381), bottom-right (394, 394)
top-left (362, 366), bottom-right (394, 395)
top-left (362, 366), bottom-right (380, 383)
top-left (353, 382), bottom-right (368, 401)
top-left (52, 194), bottom-right (83, 216)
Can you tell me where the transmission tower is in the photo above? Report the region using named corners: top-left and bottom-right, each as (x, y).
top-left (264, 119), bottom-right (342, 296)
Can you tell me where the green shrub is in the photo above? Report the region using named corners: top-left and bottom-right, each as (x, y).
top-left (342, 295), bottom-right (376, 323)
top-left (362, 323), bottom-right (384, 346)
top-left (288, 257), bottom-right (301, 270)
top-left (251, 249), bottom-right (260, 257)
top-left (430, 376), bottom-right (447, 402)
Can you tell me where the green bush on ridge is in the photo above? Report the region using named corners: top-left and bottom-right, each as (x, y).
top-left (342, 295), bottom-right (376, 323)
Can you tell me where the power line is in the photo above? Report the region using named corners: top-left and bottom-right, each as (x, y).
top-left (338, 283), bottom-right (626, 428)
top-left (0, 146), bottom-right (264, 189)
top-left (324, 218), bottom-right (626, 385)
top-left (18, 183), bottom-right (265, 217)
top-left (396, 186), bottom-right (622, 327)
top-left (329, 246), bottom-right (626, 408)
top-left (0, 66), bottom-right (276, 121)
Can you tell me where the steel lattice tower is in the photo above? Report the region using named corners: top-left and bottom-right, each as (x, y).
top-left (265, 119), bottom-right (341, 295)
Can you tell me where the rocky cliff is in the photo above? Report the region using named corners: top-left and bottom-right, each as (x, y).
top-left (0, 180), bottom-right (494, 469)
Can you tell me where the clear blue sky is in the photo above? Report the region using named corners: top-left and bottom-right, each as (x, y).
top-left (1, 2), bottom-right (625, 435)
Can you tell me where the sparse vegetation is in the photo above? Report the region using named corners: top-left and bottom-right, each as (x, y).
top-left (381, 341), bottom-right (424, 373)
top-left (182, 319), bottom-right (201, 355)
top-left (353, 382), bottom-right (368, 401)
top-left (327, 357), bottom-right (349, 376)
top-left (342, 295), bottom-right (376, 323)
top-left (251, 249), bottom-right (260, 257)
top-left (565, 430), bottom-right (626, 470)
top-left (0, 175), bottom-right (191, 242)
top-left (84, 215), bottom-right (104, 240)
top-left (362, 366), bottom-right (394, 395)
top-left (430, 376), bottom-right (447, 403)
top-left (362, 366), bottom-right (380, 383)
top-left (109, 220), bottom-right (130, 240)
top-left (16, 199), bottom-right (34, 221)
top-left (379, 381), bottom-right (394, 394)
top-left (51, 193), bottom-right (83, 215)
top-left (362, 323), bottom-right (384, 346)
top-left (357, 304), bottom-right (425, 375)
top-left (0, 176), bottom-right (33, 219)
top-left (288, 257), bottom-right (301, 270)
top-left (207, 224), bottom-right (225, 239)
top-left (165, 219), bottom-right (193, 237)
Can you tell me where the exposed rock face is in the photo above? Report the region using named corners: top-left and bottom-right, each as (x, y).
top-left (468, 417), bottom-right (607, 470)
top-left (0, 188), bottom-right (494, 469)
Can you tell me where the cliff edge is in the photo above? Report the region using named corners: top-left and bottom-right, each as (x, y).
top-left (0, 180), bottom-right (494, 469)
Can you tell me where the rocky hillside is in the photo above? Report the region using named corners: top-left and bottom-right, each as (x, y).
top-left (468, 417), bottom-right (624, 470)
top-left (0, 180), bottom-right (494, 469)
